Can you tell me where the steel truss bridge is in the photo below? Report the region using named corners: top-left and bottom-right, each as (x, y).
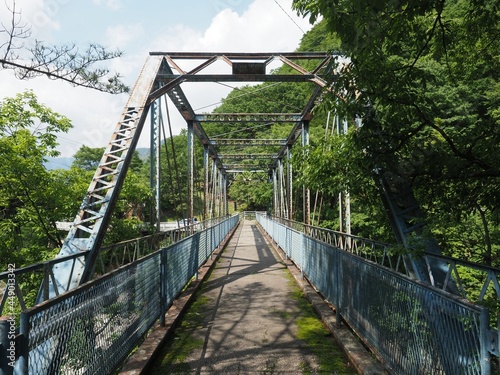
top-left (1, 52), bottom-right (499, 374)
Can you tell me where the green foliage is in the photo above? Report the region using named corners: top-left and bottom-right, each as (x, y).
top-left (0, 91), bottom-right (72, 268)
top-left (291, 0), bottom-right (500, 264)
top-left (0, 91), bottom-right (152, 270)
top-left (72, 145), bottom-right (105, 171)
top-left (229, 173), bottom-right (272, 211)
top-left (293, 131), bottom-right (369, 196)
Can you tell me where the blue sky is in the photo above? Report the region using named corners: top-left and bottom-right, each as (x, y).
top-left (0, 0), bottom-right (314, 157)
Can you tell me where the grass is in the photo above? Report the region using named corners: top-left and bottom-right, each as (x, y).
top-left (150, 260), bottom-right (357, 374)
top-left (150, 294), bottom-right (210, 374)
top-left (286, 276), bottom-right (357, 375)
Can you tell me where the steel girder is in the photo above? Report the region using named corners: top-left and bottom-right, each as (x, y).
top-left (150, 51), bottom-right (336, 177)
top-left (223, 164), bottom-right (273, 170)
top-left (195, 113), bottom-right (302, 122)
top-left (40, 51), bottom-right (337, 301)
top-left (225, 169), bottom-right (268, 173)
top-left (218, 154), bottom-right (278, 160)
top-left (37, 55), bottom-right (165, 302)
top-left (210, 138), bottom-right (286, 147)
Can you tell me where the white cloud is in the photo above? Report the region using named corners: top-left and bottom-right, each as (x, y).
top-left (0, 0), bottom-right (62, 42)
top-left (215, 0), bottom-right (309, 51)
top-left (147, 0), bottom-right (310, 53)
top-left (92, 0), bottom-right (122, 11)
top-left (105, 23), bottom-right (145, 50)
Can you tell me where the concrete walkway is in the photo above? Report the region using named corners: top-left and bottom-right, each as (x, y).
top-left (165, 220), bottom-right (323, 373)
top-left (122, 220), bottom-right (386, 375)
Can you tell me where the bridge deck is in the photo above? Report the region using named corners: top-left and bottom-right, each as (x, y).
top-left (122, 219), bottom-right (383, 374)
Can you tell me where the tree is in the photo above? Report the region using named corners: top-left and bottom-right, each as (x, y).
top-left (1, 0), bottom-right (128, 93)
top-left (229, 173), bottom-right (272, 211)
top-left (292, 0), bottom-right (500, 263)
top-left (72, 145), bottom-right (105, 171)
top-left (0, 90), bottom-right (72, 268)
top-left (69, 144), bottom-right (150, 242)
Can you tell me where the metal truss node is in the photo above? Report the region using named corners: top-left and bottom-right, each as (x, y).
top-left (38, 51), bottom-right (338, 308)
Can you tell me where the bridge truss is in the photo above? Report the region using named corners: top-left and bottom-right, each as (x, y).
top-left (43, 52), bottom-right (337, 301)
top-left (39, 51), bottom-right (461, 306)
top-left (3, 51), bottom-right (499, 374)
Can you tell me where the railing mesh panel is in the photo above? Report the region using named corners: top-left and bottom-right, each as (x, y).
top-left (256, 213), bottom-right (490, 375)
top-left (17, 215), bottom-right (239, 374)
top-left (339, 250), bottom-right (486, 375)
top-left (164, 237), bottom-right (198, 306)
top-left (24, 254), bottom-right (160, 375)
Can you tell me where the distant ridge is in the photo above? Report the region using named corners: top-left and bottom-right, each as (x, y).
top-left (44, 157), bottom-right (74, 170)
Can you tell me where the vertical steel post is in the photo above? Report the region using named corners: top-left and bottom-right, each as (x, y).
top-left (0, 317), bottom-right (13, 375)
top-left (18, 313), bottom-right (28, 375)
top-left (278, 159), bottom-right (285, 218)
top-left (480, 309), bottom-right (491, 375)
top-left (336, 114), bottom-right (343, 232)
top-left (223, 173), bottom-right (228, 216)
top-left (155, 102), bottom-right (162, 231)
top-left (213, 167), bottom-right (218, 218)
top-left (204, 145), bottom-right (209, 221)
top-left (272, 169), bottom-right (278, 216)
top-left (149, 100), bottom-right (158, 224)
top-left (302, 121), bottom-right (310, 226)
top-left (187, 120), bottom-right (194, 221)
top-left (210, 163), bottom-right (217, 219)
top-left (218, 171), bottom-right (223, 218)
top-left (342, 117), bottom-right (351, 237)
top-left (276, 160), bottom-right (281, 217)
top-left (336, 115), bottom-right (351, 236)
top-left (149, 98), bottom-right (161, 232)
top-left (287, 145), bottom-right (293, 221)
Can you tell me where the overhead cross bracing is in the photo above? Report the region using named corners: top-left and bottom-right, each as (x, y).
top-left (149, 51), bottom-right (336, 176)
top-left (210, 139), bottom-right (287, 146)
top-left (36, 51), bottom-right (336, 317)
top-left (195, 113), bottom-right (303, 122)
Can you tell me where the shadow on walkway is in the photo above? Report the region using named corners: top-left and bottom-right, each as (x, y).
top-left (150, 220), bottom-right (356, 374)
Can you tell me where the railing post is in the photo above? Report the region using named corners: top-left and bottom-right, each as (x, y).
top-left (300, 233), bottom-right (305, 279)
top-left (480, 309), bottom-right (491, 375)
top-left (159, 249), bottom-right (167, 327)
top-left (194, 235), bottom-right (199, 281)
top-left (42, 263), bottom-right (50, 301)
top-left (334, 249), bottom-right (342, 326)
top-left (18, 313), bottom-right (28, 375)
top-left (0, 316), bottom-right (14, 375)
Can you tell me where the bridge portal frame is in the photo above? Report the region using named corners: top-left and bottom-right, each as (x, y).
top-left (38, 51), bottom-right (337, 304)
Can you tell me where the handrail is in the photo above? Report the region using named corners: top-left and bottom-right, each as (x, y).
top-left (0, 216), bottom-right (231, 316)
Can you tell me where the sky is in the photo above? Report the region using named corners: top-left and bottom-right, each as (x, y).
top-left (0, 0), bottom-right (315, 159)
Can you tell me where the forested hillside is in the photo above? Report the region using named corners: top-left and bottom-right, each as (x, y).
top-left (203, 1), bottom-right (500, 270)
top-left (291, 0), bottom-right (500, 267)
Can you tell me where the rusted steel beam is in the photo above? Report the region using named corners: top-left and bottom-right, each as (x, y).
top-left (210, 139), bottom-right (286, 146)
top-left (195, 113), bottom-right (302, 122)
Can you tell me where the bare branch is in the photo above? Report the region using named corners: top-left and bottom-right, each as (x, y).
top-left (0, 0), bottom-right (128, 93)
top-left (1, 0), bottom-right (31, 63)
